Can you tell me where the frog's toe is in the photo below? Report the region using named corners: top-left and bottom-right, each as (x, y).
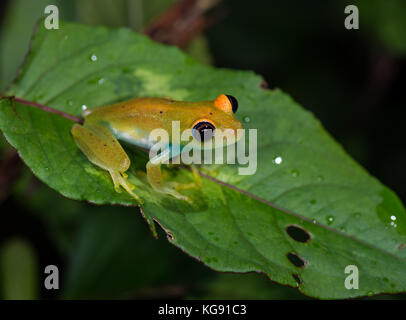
top-left (111, 175), bottom-right (122, 193)
top-left (109, 170), bottom-right (143, 203)
top-left (123, 177), bottom-right (135, 191)
top-left (169, 181), bottom-right (198, 191)
top-left (127, 189), bottom-right (143, 203)
top-left (152, 184), bottom-right (193, 203)
top-left (163, 187), bottom-right (193, 203)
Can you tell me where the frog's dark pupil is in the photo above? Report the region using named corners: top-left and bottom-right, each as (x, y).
top-left (193, 121), bottom-right (215, 142)
top-left (226, 95), bottom-right (238, 113)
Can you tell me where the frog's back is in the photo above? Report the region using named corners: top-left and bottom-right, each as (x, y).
top-left (83, 97), bottom-right (176, 119)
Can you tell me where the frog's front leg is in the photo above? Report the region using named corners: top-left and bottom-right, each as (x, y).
top-left (168, 165), bottom-right (202, 191)
top-left (165, 154), bottom-right (202, 191)
top-left (146, 151), bottom-right (192, 203)
top-left (71, 123), bottom-right (143, 203)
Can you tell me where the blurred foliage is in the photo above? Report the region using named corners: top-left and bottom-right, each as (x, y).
top-left (0, 0), bottom-right (405, 300)
top-left (357, 0), bottom-right (406, 56)
top-left (0, 238), bottom-right (38, 299)
top-left (193, 273), bottom-right (306, 300)
top-left (185, 36), bottom-right (213, 65)
top-left (76, 0), bottom-right (176, 30)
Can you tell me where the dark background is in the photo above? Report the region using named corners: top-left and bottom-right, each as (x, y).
top-left (0, 0), bottom-right (405, 299)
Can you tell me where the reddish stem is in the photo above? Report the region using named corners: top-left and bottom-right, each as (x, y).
top-left (10, 97), bottom-right (82, 123)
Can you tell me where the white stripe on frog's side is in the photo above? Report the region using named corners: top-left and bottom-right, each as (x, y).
top-left (114, 129), bottom-right (155, 150)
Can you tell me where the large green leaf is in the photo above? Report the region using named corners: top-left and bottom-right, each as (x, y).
top-left (1, 21), bottom-right (406, 299)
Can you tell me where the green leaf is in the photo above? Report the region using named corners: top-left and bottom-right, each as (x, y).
top-left (1, 21), bottom-right (406, 299)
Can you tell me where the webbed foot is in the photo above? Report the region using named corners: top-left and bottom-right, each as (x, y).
top-left (158, 186), bottom-right (193, 203)
top-left (109, 170), bottom-right (143, 204)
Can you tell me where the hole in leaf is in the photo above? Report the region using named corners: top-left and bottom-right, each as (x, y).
top-left (287, 252), bottom-right (306, 268)
top-left (292, 273), bottom-right (302, 285)
top-left (286, 225), bottom-right (311, 243)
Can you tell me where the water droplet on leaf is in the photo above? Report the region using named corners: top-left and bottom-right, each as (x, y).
top-left (390, 221), bottom-right (397, 228)
top-left (89, 54), bottom-right (97, 61)
top-left (376, 187), bottom-right (406, 236)
top-left (273, 156), bottom-right (283, 165)
top-left (326, 215), bottom-right (335, 225)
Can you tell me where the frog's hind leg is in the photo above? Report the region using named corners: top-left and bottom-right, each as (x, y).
top-left (146, 157), bottom-right (192, 203)
top-left (71, 123), bottom-right (143, 203)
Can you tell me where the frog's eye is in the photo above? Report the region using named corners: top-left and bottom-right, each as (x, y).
top-left (192, 121), bottom-right (216, 142)
top-left (226, 95), bottom-right (238, 113)
top-left (214, 94), bottom-right (238, 113)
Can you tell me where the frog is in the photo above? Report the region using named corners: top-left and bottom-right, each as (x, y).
top-left (71, 94), bottom-right (242, 204)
